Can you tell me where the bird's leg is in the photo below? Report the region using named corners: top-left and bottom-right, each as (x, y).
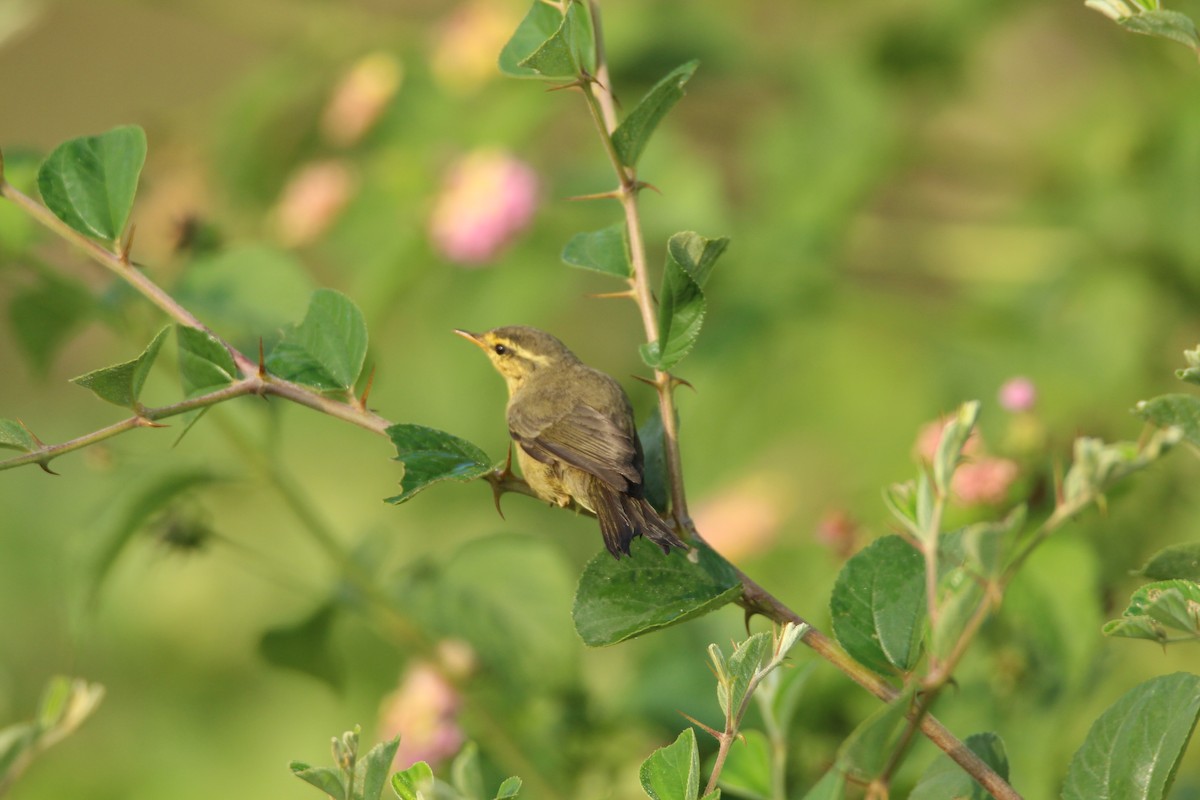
top-left (486, 444), bottom-right (517, 519)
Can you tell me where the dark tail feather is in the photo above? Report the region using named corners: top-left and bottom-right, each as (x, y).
top-left (593, 485), bottom-right (687, 559)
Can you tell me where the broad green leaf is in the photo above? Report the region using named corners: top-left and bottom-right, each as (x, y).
top-left (177, 326), bottom-right (238, 397)
top-left (613, 60), bottom-right (699, 167)
top-left (932, 401), bottom-right (980, 500)
top-left (1118, 9), bottom-right (1200, 51)
top-left (1063, 672), bottom-right (1200, 800)
top-left (259, 602), bottom-right (343, 689)
top-left (573, 538), bottom-right (741, 646)
top-left (266, 289), bottom-right (368, 392)
top-left (499, 1), bottom-right (568, 77)
top-left (798, 770), bottom-right (846, 800)
top-left (640, 232), bottom-right (729, 372)
top-left (1103, 580), bottom-right (1200, 644)
top-left (830, 534), bottom-right (926, 675)
top-left (759, 661), bottom-right (816, 738)
top-left (910, 731), bottom-right (1008, 800)
top-left (0, 419), bottom-right (37, 453)
top-left (495, 777), bottom-right (522, 799)
top-left (392, 761), bottom-right (435, 800)
top-left (70, 325), bottom-right (169, 409)
top-left (452, 742), bottom-right (484, 800)
top-left (638, 405), bottom-right (670, 513)
top-left (561, 222), bottom-right (631, 278)
top-left (520, 1), bottom-right (594, 79)
top-left (290, 763), bottom-right (346, 800)
top-left (36, 124), bottom-right (146, 242)
top-left (640, 727), bottom-right (700, 800)
top-left (385, 424), bottom-right (495, 504)
top-left (1138, 543), bottom-right (1200, 582)
top-left (1135, 393), bottom-right (1200, 446)
top-left (357, 735), bottom-right (401, 800)
top-left (834, 691), bottom-right (914, 783)
top-left (9, 271), bottom-right (93, 376)
top-left (719, 632), bottom-right (771, 717)
top-left (713, 730), bottom-right (771, 800)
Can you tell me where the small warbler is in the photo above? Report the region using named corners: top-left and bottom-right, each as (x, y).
top-left (456, 325), bottom-right (686, 559)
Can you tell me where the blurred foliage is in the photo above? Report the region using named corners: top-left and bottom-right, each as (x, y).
top-left (4, 0), bottom-right (1200, 798)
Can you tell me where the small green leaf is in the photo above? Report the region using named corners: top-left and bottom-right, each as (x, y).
top-left (882, 480), bottom-right (920, 538)
top-left (1118, 9), bottom-right (1200, 51)
top-left (36, 125), bottom-right (146, 242)
top-left (1138, 543), bottom-right (1200, 582)
top-left (613, 60), bottom-right (699, 167)
top-left (1135, 393), bottom-right (1200, 446)
top-left (798, 771), bottom-right (846, 800)
top-left (9, 271), bottom-right (93, 376)
top-left (452, 742), bottom-right (484, 800)
top-left (573, 538), bottom-right (741, 646)
top-left (561, 222), bottom-right (632, 278)
top-left (70, 326), bottom-right (170, 409)
top-left (1177, 346), bottom-right (1200, 385)
top-left (640, 232), bottom-right (729, 372)
top-left (504, 1), bottom-right (594, 79)
top-left (714, 730), bottom-right (771, 800)
top-left (931, 566), bottom-right (986, 662)
top-left (177, 326), bottom-right (238, 397)
top-left (0, 419), bottom-right (38, 453)
top-left (638, 405), bottom-right (670, 513)
top-left (385, 424), bottom-right (495, 504)
top-left (266, 289), bottom-right (368, 392)
top-left (290, 763), bottom-right (346, 800)
top-left (1063, 429), bottom-right (1180, 507)
top-left (1063, 672), bottom-right (1200, 800)
top-left (499, 1), bottom-right (568, 77)
top-left (357, 735), bottom-right (401, 800)
top-left (834, 692), bottom-right (915, 783)
top-left (830, 534), bottom-right (926, 675)
top-left (932, 401), bottom-right (980, 499)
top-left (719, 633), bottom-right (771, 718)
top-left (1103, 580), bottom-right (1200, 644)
top-left (494, 776), bottom-right (522, 799)
top-left (640, 727), bottom-right (700, 800)
top-left (392, 761), bottom-right (435, 800)
top-left (910, 732), bottom-right (1009, 800)
top-left (259, 602), bottom-right (343, 689)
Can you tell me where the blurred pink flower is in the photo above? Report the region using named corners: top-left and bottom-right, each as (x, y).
top-left (814, 509), bottom-right (859, 559)
top-left (429, 149), bottom-right (538, 265)
top-left (693, 475), bottom-right (784, 560)
top-left (321, 52), bottom-right (403, 147)
top-left (914, 419), bottom-right (982, 462)
top-left (952, 458), bottom-right (1020, 505)
top-left (998, 377), bottom-right (1036, 413)
top-left (378, 661), bottom-right (464, 769)
top-left (273, 159), bottom-right (356, 247)
top-left (431, 2), bottom-right (520, 93)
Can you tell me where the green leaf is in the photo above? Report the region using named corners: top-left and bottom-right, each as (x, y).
top-left (177, 326), bottom-right (238, 397)
top-left (259, 602), bottom-right (344, 689)
top-left (1063, 672), bottom-right (1200, 800)
top-left (798, 771), bottom-right (846, 800)
top-left (1138, 543), bottom-right (1200, 582)
top-left (9, 271), bottom-right (93, 376)
top-left (392, 761), bottom-right (435, 800)
top-left (357, 735), bottom-right (401, 800)
top-left (290, 763), bottom-right (346, 800)
top-left (1103, 580), bottom-right (1200, 644)
top-left (830, 534), bottom-right (926, 675)
top-left (910, 732), bottom-right (1009, 800)
top-left (932, 401), bottom-right (980, 500)
top-left (714, 729), bottom-right (771, 800)
top-left (573, 538), bottom-right (741, 646)
top-left (638, 405), bottom-right (670, 513)
top-left (640, 727), bottom-right (700, 800)
top-left (834, 691), bottom-right (915, 783)
top-left (1118, 9), bottom-right (1200, 51)
top-left (0, 677), bottom-right (104, 793)
top-left (385, 424), bottom-right (495, 504)
top-left (882, 480), bottom-right (921, 538)
top-left (0, 419), bottom-right (37, 453)
top-left (266, 289), bottom-right (368, 392)
top-left (499, 1), bottom-right (567, 77)
top-left (561, 222), bottom-right (632, 278)
top-left (640, 232), bottom-right (729, 372)
top-left (494, 777), bottom-right (522, 799)
top-left (1177, 346), bottom-right (1200, 385)
top-left (70, 325), bottom-right (169, 409)
top-left (520, 1), bottom-right (594, 79)
top-left (452, 742), bottom-right (484, 800)
top-left (36, 124), bottom-right (146, 242)
top-left (1063, 429), bottom-right (1180, 507)
top-left (1135, 393), bottom-right (1200, 446)
top-left (613, 60), bottom-right (699, 167)
top-left (719, 633), bottom-right (771, 718)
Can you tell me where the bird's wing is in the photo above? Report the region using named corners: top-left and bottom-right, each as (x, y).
top-left (509, 400), bottom-right (642, 491)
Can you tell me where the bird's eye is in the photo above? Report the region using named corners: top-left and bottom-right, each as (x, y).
top-left (493, 344), bottom-right (508, 355)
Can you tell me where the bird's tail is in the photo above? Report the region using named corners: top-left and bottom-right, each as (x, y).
top-left (593, 485), bottom-right (688, 559)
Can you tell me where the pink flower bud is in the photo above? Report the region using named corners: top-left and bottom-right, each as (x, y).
top-left (378, 661), bottom-right (464, 769)
top-left (998, 377), bottom-right (1036, 413)
top-left (429, 149), bottom-right (539, 265)
top-left (951, 458), bottom-right (1019, 506)
top-left (272, 159), bottom-right (356, 247)
top-left (321, 53), bottom-right (403, 148)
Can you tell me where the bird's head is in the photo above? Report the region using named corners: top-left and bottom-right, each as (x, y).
top-left (455, 325), bottom-right (578, 393)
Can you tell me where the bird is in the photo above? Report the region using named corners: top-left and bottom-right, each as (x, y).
top-left (455, 325), bottom-right (687, 559)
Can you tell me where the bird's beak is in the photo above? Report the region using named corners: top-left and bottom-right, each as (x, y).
top-left (454, 329), bottom-right (488, 350)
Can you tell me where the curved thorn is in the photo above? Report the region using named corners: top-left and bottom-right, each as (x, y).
top-left (567, 189), bottom-right (622, 202)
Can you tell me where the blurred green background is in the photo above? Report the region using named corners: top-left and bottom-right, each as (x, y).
top-left (3, 0), bottom-right (1200, 797)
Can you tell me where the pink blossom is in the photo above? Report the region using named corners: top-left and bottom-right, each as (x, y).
top-left (998, 377), bottom-right (1036, 413)
top-left (429, 149), bottom-right (539, 265)
top-left (951, 458), bottom-right (1019, 505)
top-left (914, 419), bottom-right (982, 462)
top-left (320, 52), bottom-right (403, 147)
top-left (378, 661), bottom-right (464, 769)
top-left (273, 159), bottom-right (356, 247)
top-left (814, 509), bottom-right (859, 559)
top-left (431, 1), bottom-right (520, 93)
top-left (693, 475), bottom-right (784, 560)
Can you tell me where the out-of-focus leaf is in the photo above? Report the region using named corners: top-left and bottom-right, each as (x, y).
top-left (573, 538), bottom-right (741, 646)
top-left (640, 232), bottom-right (729, 372)
top-left (638, 404), bottom-right (670, 513)
top-left (910, 731), bottom-right (1009, 800)
top-left (36, 125), bottom-right (146, 242)
top-left (830, 534), bottom-right (926, 675)
top-left (1062, 428), bottom-right (1180, 507)
top-left (0, 419), bottom-right (38, 453)
top-left (9, 271), bottom-right (93, 376)
top-left (561, 222), bottom-right (631, 278)
top-left (1135, 393), bottom-right (1200, 446)
top-left (0, 676), bottom-right (104, 794)
top-left (452, 742), bottom-right (483, 800)
top-left (1063, 673), bottom-right (1200, 800)
top-left (1178, 346), bottom-right (1200, 385)
top-left (798, 770), bottom-right (845, 800)
top-left (70, 326), bottom-right (169, 409)
top-left (385, 424), bottom-right (494, 504)
top-left (392, 761), bottom-right (435, 800)
top-left (356, 735), bottom-right (401, 800)
top-left (833, 691), bottom-right (914, 784)
top-left (1138, 542), bottom-right (1200, 582)
top-left (259, 602), bottom-right (343, 689)
top-left (266, 289), bottom-right (368, 392)
top-left (932, 401), bottom-right (979, 501)
top-left (1118, 9), bottom-right (1200, 51)
top-left (613, 60), bottom-right (699, 167)
top-left (713, 730), bottom-right (771, 800)
top-left (1103, 579), bottom-right (1200, 644)
top-left (494, 776), bottom-right (522, 799)
top-left (640, 727), bottom-right (700, 800)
